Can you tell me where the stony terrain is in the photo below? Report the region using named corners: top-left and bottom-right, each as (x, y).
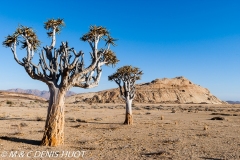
top-left (0, 92), bottom-right (239, 160)
top-left (66, 77), bottom-right (225, 104)
top-left (0, 79), bottom-right (238, 160)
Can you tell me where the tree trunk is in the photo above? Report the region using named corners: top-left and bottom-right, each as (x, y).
top-left (124, 99), bottom-right (133, 125)
top-left (41, 86), bottom-right (66, 146)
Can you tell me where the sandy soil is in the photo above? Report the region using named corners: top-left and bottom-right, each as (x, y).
top-left (0, 97), bottom-right (240, 160)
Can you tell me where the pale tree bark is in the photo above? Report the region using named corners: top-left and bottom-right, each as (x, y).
top-left (124, 99), bottom-right (133, 125)
top-left (3, 21), bottom-right (118, 146)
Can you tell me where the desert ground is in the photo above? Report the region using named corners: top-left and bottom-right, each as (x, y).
top-left (0, 95), bottom-right (240, 160)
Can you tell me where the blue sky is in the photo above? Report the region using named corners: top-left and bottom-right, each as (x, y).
top-left (0, 0), bottom-right (239, 101)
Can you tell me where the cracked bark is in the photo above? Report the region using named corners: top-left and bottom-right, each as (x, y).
top-left (41, 86), bottom-right (65, 146)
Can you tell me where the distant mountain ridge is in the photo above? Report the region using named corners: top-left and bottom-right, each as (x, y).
top-left (5, 88), bottom-right (76, 100)
top-left (226, 101), bottom-right (240, 104)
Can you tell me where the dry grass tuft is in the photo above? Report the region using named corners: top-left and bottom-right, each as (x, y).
top-left (196, 133), bottom-right (209, 137)
top-left (162, 138), bottom-right (181, 144)
top-left (67, 117), bottom-right (76, 122)
top-left (20, 122), bottom-right (28, 127)
top-left (171, 109), bottom-right (176, 113)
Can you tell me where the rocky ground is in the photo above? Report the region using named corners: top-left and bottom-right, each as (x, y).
top-left (0, 96), bottom-right (240, 159)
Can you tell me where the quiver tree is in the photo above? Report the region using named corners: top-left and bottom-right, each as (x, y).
top-left (108, 66), bottom-right (143, 125)
top-left (3, 19), bottom-right (118, 146)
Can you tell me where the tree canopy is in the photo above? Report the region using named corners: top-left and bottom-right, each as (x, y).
top-left (109, 65), bottom-right (143, 100)
top-left (3, 19), bottom-right (119, 90)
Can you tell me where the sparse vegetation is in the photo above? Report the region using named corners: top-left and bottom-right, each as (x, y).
top-left (196, 133), bottom-right (209, 137)
top-left (162, 138), bottom-right (181, 144)
top-left (36, 117), bottom-right (44, 121)
top-left (94, 117), bottom-right (103, 121)
top-left (67, 117), bottom-right (76, 122)
top-left (211, 116), bottom-right (225, 120)
top-left (20, 122), bottom-right (28, 127)
top-left (6, 100), bottom-right (13, 105)
top-left (76, 118), bottom-right (87, 123)
top-left (171, 108), bottom-right (176, 113)
top-left (0, 100), bottom-right (239, 159)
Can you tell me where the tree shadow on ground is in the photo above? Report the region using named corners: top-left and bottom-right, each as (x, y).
top-left (0, 136), bottom-right (40, 146)
top-left (141, 151), bottom-right (169, 158)
top-left (0, 118), bottom-right (23, 120)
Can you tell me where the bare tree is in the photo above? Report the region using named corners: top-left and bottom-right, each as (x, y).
top-left (3, 19), bottom-right (118, 146)
top-left (108, 65), bottom-right (142, 125)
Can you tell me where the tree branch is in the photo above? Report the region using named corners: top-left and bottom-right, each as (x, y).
top-left (50, 27), bottom-right (56, 48)
top-left (20, 34), bottom-right (32, 62)
top-left (40, 50), bottom-right (53, 75)
top-left (10, 42), bottom-right (24, 66)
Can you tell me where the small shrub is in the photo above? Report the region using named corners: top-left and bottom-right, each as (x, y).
top-left (135, 107), bottom-right (141, 110)
top-left (162, 138), bottom-right (180, 144)
top-left (6, 100), bottom-right (13, 105)
top-left (79, 139), bottom-right (88, 144)
top-left (210, 117), bottom-right (225, 120)
top-left (36, 117), bottom-right (44, 121)
top-left (20, 122), bottom-right (28, 127)
top-left (94, 117), bottom-right (102, 121)
top-left (196, 133), bottom-right (209, 137)
top-left (67, 117), bottom-right (76, 122)
top-left (171, 109), bottom-right (176, 113)
top-left (76, 119), bottom-right (87, 123)
top-left (144, 106), bottom-right (151, 110)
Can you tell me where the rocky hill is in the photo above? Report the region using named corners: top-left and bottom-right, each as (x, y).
top-left (66, 77), bottom-right (225, 104)
top-left (5, 88), bottom-right (76, 100)
top-left (0, 91), bottom-right (47, 102)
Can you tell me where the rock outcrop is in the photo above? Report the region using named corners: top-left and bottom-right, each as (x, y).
top-left (66, 77), bottom-right (225, 104)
